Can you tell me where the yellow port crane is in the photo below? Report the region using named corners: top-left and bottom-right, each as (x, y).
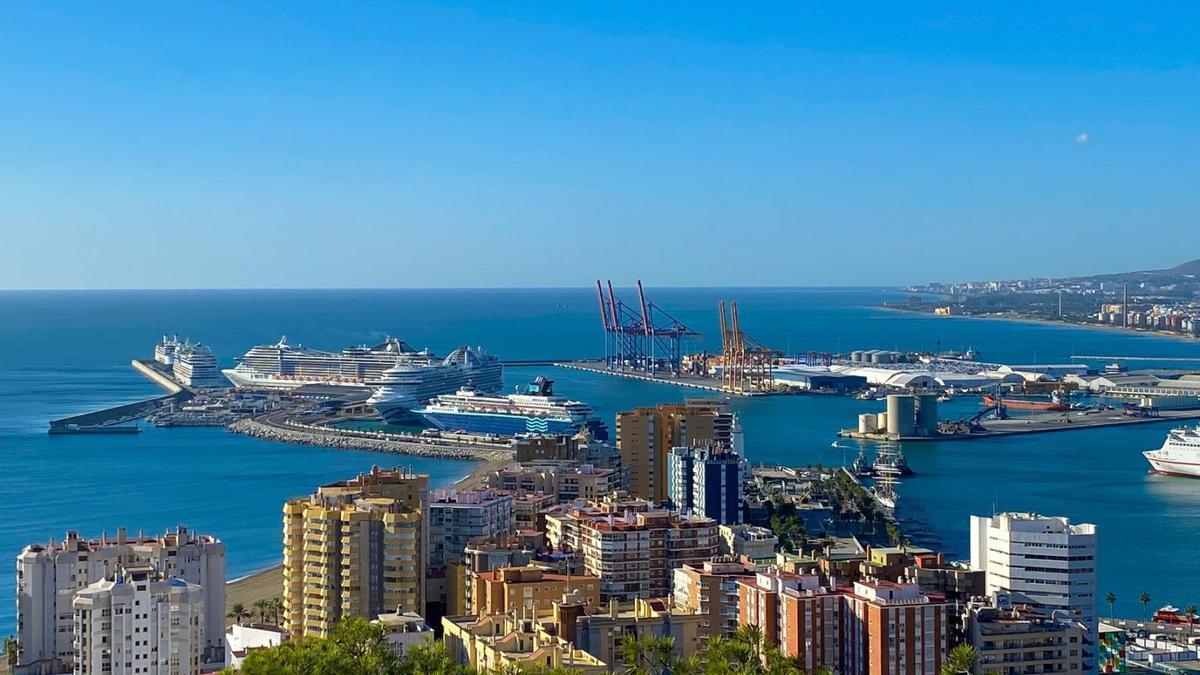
top-left (718, 300), bottom-right (777, 394)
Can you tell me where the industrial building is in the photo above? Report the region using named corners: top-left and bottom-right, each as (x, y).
top-left (856, 394), bottom-right (940, 438)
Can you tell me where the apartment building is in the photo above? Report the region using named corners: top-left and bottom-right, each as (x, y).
top-left (282, 467), bottom-right (428, 638)
top-left (72, 566), bottom-right (206, 675)
top-left (471, 566), bottom-right (600, 617)
top-left (672, 558), bottom-right (756, 640)
top-left (842, 580), bottom-right (950, 675)
top-left (969, 513), bottom-right (1098, 652)
top-left (964, 595), bottom-right (1086, 675)
top-left (17, 526), bottom-right (225, 672)
top-left (616, 400), bottom-right (732, 502)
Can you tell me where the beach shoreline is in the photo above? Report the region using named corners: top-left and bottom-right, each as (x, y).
top-left (879, 305), bottom-right (1200, 347)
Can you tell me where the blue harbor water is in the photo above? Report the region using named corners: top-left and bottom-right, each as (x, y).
top-left (2, 288), bottom-right (1199, 632)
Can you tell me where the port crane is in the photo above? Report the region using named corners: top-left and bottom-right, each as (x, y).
top-left (596, 280), bottom-right (699, 377)
top-left (718, 300), bottom-right (778, 393)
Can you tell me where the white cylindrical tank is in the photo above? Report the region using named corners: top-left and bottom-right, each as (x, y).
top-left (886, 394), bottom-right (916, 437)
top-left (858, 413), bottom-right (878, 434)
top-left (915, 393), bottom-right (939, 435)
top-left (876, 412), bottom-right (888, 430)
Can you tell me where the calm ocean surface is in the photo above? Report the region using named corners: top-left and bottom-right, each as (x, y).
top-left (2, 288), bottom-right (1199, 632)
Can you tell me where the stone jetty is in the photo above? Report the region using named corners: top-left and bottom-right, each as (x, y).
top-left (228, 418), bottom-right (511, 462)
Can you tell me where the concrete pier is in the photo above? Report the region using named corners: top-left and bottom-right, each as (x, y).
top-left (839, 407), bottom-right (1200, 442)
top-left (555, 360), bottom-right (783, 396)
top-left (48, 360), bottom-right (193, 434)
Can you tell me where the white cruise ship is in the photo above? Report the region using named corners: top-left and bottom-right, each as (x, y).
top-left (222, 336), bottom-right (420, 389)
top-left (172, 341), bottom-right (228, 389)
top-left (154, 335), bottom-right (180, 365)
top-left (367, 346), bottom-right (503, 422)
top-left (1144, 425), bottom-right (1200, 478)
top-left (410, 376), bottom-right (609, 439)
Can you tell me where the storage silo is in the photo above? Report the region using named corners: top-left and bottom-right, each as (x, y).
top-left (915, 393), bottom-right (939, 435)
top-left (876, 412), bottom-right (888, 430)
top-left (858, 413), bottom-right (878, 434)
top-left (851, 350), bottom-right (865, 363)
top-left (869, 350), bottom-right (884, 364)
top-left (885, 394), bottom-right (916, 437)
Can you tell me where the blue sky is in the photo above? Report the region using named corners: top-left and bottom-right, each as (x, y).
top-left (1, 2), bottom-right (1197, 288)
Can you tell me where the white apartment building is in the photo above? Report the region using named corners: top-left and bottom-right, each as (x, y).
top-left (970, 513), bottom-right (1098, 664)
top-left (73, 566), bottom-right (206, 675)
top-left (427, 489), bottom-right (516, 571)
top-left (17, 527), bottom-right (226, 673)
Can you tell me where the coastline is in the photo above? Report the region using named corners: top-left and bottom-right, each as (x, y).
top-left (879, 305), bottom-right (1200, 347)
top-left (223, 452), bottom-right (509, 621)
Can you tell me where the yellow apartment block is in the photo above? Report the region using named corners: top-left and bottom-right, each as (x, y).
top-left (471, 566), bottom-right (600, 618)
top-left (282, 466), bottom-right (428, 638)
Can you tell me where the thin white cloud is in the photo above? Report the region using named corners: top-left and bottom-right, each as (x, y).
top-left (1074, 132), bottom-right (1090, 144)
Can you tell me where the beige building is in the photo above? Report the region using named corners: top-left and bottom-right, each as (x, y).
top-left (17, 526), bottom-right (225, 672)
top-left (573, 597), bottom-right (706, 667)
top-left (718, 523), bottom-right (779, 562)
top-left (442, 609), bottom-right (608, 674)
top-left (616, 400), bottom-right (732, 502)
top-left (471, 566), bottom-right (600, 618)
top-left (446, 541), bottom-right (535, 616)
top-left (73, 566), bottom-right (206, 675)
top-left (964, 596), bottom-right (1086, 675)
top-left (672, 558), bottom-right (756, 640)
top-left (282, 466), bottom-right (428, 638)
top-left (491, 462), bottom-right (623, 503)
top-left (547, 497), bottom-right (718, 601)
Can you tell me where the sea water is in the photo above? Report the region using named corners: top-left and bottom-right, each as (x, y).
top-left (1, 288), bottom-right (1198, 631)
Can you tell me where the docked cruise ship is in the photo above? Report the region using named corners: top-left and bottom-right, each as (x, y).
top-left (410, 377), bottom-right (609, 439)
top-left (366, 346), bottom-right (503, 422)
top-left (1144, 425), bottom-right (1200, 478)
top-left (222, 336), bottom-right (422, 389)
top-left (172, 341), bottom-right (228, 389)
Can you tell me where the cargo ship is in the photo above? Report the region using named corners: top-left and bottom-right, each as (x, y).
top-left (410, 376), bottom-right (608, 440)
top-left (982, 393), bottom-right (1070, 412)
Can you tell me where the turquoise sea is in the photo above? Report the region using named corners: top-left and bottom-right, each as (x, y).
top-left (2, 288), bottom-right (1199, 632)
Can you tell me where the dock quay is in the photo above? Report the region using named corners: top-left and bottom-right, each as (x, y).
top-left (839, 407), bottom-right (1200, 442)
top-left (555, 360), bottom-right (783, 396)
top-left (48, 360), bottom-right (193, 434)
top-left (229, 416), bottom-right (512, 462)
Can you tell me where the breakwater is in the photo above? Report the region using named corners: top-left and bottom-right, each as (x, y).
top-left (228, 418), bottom-right (511, 462)
top-left (48, 360), bottom-right (192, 433)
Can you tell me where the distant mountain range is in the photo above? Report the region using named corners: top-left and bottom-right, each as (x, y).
top-left (1080, 258), bottom-right (1200, 282)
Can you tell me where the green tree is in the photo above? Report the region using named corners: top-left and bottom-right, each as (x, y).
top-left (1105, 592), bottom-right (1116, 620)
top-left (1186, 604), bottom-right (1198, 636)
top-left (228, 602), bottom-right (251, 626)
top-left (253, 599), bottom-right (270, 625)
top-left (940, 644), bottom-right (976, 675)
top-left (620, 634), bottom-right (676, 675)
top-left (3, 635), bottom-right (19, 671)
top-left (1140, 592), bottom-right (1152, 621)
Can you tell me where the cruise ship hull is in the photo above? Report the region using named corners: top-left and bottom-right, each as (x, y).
top-left (222, 368), bottom-right (371, 390)
top-left (1144, 452), bottom-right (1200, 478)
top-left (413, 409), bottom-right (609, 440)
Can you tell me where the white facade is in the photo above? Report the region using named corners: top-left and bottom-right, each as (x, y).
top-left (970, 513), bottom-right (1098, 663)
top-left (372, 611), bottom-right (434, 656)
top-left (17, 527), bottom-right (226, 672)
top-left (73, 567), bottom-right (205, 675)
top-left (224, 624), bottom-right (288, 670)
top-left (427, 489), bottom-right (516, 570)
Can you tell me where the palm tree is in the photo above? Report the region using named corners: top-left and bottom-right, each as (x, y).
top-left (227, 602), bottom-right (250, 626)
top-left (941, 644), bottom-right (976, 675)
top-left (268, 597), bottom-right (285, 625)
top-left (3, 635), bottom-right (19, 671)
top-left (1105, 592), bottom-right (1117, 620)
top-left (1186, 604), bottom-right (1198, 635)
top-left (1140, 592), bottom-right (1152, 621)
top-left (253, 598), bottom-right (270, 625)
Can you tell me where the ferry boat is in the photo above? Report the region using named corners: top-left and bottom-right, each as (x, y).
top-left (366, 346), bottom-right (504, 422)
top-left (172, 341), bottom-right (228, 389)
top-left (409, 376), bottom-right (609, 439)
top-left (223, 336), bottom-right (424, 389)
top-left (1144, 425), bottom-right (1200, 478)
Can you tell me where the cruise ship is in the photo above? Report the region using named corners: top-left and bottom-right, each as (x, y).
top-left (222, 336), bottom-right (422, 389)
top-left (1144, 425), bottom-right (1200, 478)
top-left (172, 341), bottom-right (228, 389)
top-left (409, 377), bottom-right (609, 439)
top-left (367, 346), bottom-right (503, 422)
